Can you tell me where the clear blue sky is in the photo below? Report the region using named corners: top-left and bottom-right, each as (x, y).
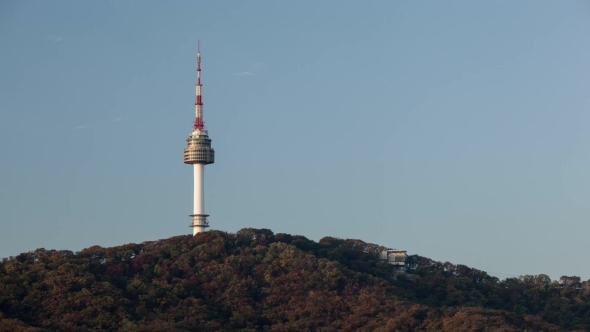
top-left (1, 1), bottom-right (589, 281)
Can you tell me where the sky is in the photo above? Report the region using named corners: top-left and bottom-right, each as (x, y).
top-left (1, 0), bottom-right (589, 281)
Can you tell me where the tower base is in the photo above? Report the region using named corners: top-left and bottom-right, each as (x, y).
top-left (189, 214), bottom-right (210, 235)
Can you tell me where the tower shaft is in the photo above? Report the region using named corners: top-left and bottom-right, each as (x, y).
top-left (194, 164), bottom-right (204, 214)
top-left (191, 164), bottom-right (206, 235)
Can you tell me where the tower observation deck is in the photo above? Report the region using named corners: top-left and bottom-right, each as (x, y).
top-left (183, 42), bottom-right (215, 235)
top-left (183, 132), bottom-right (214, 165)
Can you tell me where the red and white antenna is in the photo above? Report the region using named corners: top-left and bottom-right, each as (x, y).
top-left (193, 40), bottom-right (205, 130)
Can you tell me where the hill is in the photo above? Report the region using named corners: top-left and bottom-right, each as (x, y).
top-left (0, 228), bottom-right (588, 331)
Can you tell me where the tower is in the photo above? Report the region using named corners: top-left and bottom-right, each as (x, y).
top-left (183, 42), bottom-right (215, 235)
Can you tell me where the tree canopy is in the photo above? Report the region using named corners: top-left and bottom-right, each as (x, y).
top-left (0, 228), bottom-right (588, 331)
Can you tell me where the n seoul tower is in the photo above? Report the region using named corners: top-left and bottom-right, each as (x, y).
top-left (183, 42), bottom-right (215, 235)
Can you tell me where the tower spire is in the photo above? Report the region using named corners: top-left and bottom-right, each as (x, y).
top-left (193, 40), bottom-right (204, 130)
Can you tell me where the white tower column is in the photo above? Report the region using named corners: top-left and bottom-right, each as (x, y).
top-left (192, 164), bottom-right (206, 235)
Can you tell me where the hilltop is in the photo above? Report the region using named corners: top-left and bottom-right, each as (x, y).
top-left (0, 228), bottom-right (588, 331)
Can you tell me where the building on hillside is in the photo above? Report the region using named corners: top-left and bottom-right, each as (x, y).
top-left (380, 249), bottom-right (407, 276)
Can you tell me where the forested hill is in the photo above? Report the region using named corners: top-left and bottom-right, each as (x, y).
top-left (1, 229), bottom-right (588, 331)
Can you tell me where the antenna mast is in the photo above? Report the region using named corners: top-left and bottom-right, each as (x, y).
top-left (193, 40), bottom-right (204, 130)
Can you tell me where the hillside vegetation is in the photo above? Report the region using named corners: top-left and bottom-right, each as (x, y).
top-left (0, 228), bottom-right (588, 331)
